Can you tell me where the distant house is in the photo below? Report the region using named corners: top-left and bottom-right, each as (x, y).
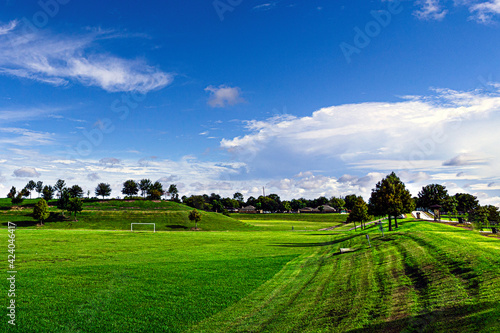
top-left (319, 205), bottom-right (337, 213)
top-left (299, 205), bottom-right (337, 214)
top-left (240, 205), bottom-right (262, 214)
top-left (299, 207), bottom-right (316, 213)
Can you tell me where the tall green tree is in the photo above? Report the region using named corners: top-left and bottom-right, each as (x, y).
top-left (42, 185), bottom-right (54, 201)
top-left (233, 192), bottom-right (244, 203)
top-left (35, 181), bottom-right (43, 198)
top-left (444, 196), bottom-right (459, 221)
top-left (54, 179), bottom-right (66, 198)
top-left (122, 180), bottom-right (139, 197)
top-left (69, 185), bottom-right (84, 198)
top-left (417, 184), bottom-right (449, 209)
top-left (369, 172), bottom-right (414, 231)
top-left (330, 197), bottom-right (346, 211)
top-left (167, 184), bottom-right (179, 201)
top-left (344, 194), bottom-right (358, 211)
top-left (25, 180), bottom-right (36, 199)
top-left (147, 181), bottom-right (164, 200)
top-left (454, 193), bottom-right (479, 213)
top-left (57, 188), bottom-right (71, 212)
top-left (95, 183), bottom-right (112, 199)
top-left (7, 186), bottom-right (16, 199)
top-left (347, 197), bottom-right (370, 230)
top-left (188, 209), bottom-right (202, 229)
top-left (33, 199), bottom-right (50, 225)
top-left (11, 191), bottom-right (24, 205)
top-left (67, 197), bottom-right (83, 220)
top-left (139, 179), bottom-right (152, 198)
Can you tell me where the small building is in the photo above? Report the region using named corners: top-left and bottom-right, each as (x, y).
top-left (299, 207), bottom-right (317, 213)
top-left (429, 204), bottom-right (442, 221)
top-left (319, 205), bottom-right (337, 213)
top-left (239, 205), bottom-right (262, 214)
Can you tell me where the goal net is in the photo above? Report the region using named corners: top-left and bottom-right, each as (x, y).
top-left (131, 223), bottom-right (156, 233)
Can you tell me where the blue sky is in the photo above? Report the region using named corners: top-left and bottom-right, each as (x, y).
top-left (0, 0), bottom-right (500, 205)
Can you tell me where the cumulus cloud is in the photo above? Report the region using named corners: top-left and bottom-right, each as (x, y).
top-left (205, 85), bottom-right (245, 108)
top-left (0, 23), bottom-right (172, 93)
top-left (13, 167), bottom-right (40, 178)
top-left (414, 0), bottom-right (448, 20)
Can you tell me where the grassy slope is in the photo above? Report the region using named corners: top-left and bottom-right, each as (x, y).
top-left (190, 220), bottom-right (500, 332)
top-left (0, 199), bottom-right (255, 231)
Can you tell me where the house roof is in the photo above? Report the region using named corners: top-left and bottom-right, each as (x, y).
top-left (241, 205), bottom-right (256, 210)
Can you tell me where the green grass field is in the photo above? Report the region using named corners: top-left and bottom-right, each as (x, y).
top-left (2, 199), bottom-right (500, 332)
top-left (233, 213), bottom-right (347, 231)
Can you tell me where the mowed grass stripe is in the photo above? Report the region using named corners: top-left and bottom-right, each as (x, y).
top-left (189, 222), bottom-right (500, 332)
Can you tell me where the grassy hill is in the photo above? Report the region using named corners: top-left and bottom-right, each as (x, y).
top-left (0, 198), bottom-right (256, 231)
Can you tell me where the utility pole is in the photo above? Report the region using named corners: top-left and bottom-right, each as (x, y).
top-left (263, 186), bottom-right (265, 197)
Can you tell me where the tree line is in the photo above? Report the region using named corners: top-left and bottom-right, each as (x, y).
top-left (6, 172), bottom-right (499, 231)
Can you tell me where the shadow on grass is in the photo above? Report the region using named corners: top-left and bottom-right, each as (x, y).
top-left (345, 301), bottom-right (498, 333)
top-left (1, 220), bottom-right (39, 227)
top-left (166, 224), bottom-right (189, 230)
top-left (271, 234), bottom-right (362, 248)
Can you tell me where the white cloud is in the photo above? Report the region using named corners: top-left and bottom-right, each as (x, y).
top-left (205, 85), bottom-right (245, 108)
top-left (0, 127), bottom-right (55, 146)
top-left (469, 0), bottom-right (500, 23)
top-left (220, 86), bottom-right (500, 201)
top-left (0, 24), bottom-right (172, 93)
top-left (13, 167), bottom-right (40, 178)
top-left (253, 3), bottom-right (277, 11)
top-left (0, 20), bottom-right (17, 35)
top-left (414, 0), bottom-right (448, 20)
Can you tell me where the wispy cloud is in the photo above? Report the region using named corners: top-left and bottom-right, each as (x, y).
top-left (205, 85), bottom-right (245, 108)
top-left (468, 0), bottom-right (500, 23)
top-left (253, 2), bottom-right (277, 11)
top-left (0, 107), bottom-right (63, 122)
top-left (414, 0), bottom-right (448, 20)
top-left (0, 20), bottom-right (17, 35)
top-left (0, 127), bottom-right (55, 146)
top-left (0, 23), bottom-right (173, 93)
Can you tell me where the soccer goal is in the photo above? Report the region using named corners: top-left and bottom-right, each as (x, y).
top-left (131, 223), bottom-right (156, 233)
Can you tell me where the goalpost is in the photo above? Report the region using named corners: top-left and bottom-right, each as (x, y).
top-left (131, 223), bottom-right (156, 233)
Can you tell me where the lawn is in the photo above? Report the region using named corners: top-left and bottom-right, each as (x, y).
top-left (2, 202), bottom-right (500, 332)
top-left (1, 229), bottom-right (329, 332)
top-left (233, 213), bottom-right (347, 231)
